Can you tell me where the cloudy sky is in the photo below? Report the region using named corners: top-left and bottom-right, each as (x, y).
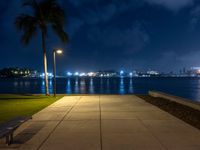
top-left (1, 0), bottom-right (200, 73)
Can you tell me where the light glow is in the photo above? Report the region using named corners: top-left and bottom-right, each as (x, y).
top-left (55, 49), bottom-right (63, 54)
top-left (67, 72), bottom-right (72, 76)
top-left (79, 73), bottom-right (86, 77)
top-left (88, 72), bottom-right (95, 77)
top-left (40, 73), bottom-right (53, 77)
top-left (74, 72), bottom-right (79, 76)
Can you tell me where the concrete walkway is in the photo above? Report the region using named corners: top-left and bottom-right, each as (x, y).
top-left (1, 95), bottom-right (200, 150)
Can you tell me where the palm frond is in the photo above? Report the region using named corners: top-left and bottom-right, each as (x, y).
top-left (48, 6), bottom-right (65, 26)
top-left (39, 0), bottom-right (65, 26)
top-left (22, 0), bottom-right (39, 12)
top-left (52, 24), bottom-right (69, 43)
top-left (15, 14), bottom-right (38, 44)
top-left (15, 14), bottom-right (37, 30)
top-left (15, 0), bottom-right (68, 45)
top-left (22, 0), bottom-right (36, 6)
top-left (21, 27), bottom-right (37, 45)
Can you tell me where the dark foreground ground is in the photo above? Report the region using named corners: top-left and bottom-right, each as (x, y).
top-left (1, 95), bottom-right (200, 150)
top-left (138, 95), bottom-right (200, 130)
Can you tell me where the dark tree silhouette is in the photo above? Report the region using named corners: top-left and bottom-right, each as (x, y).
top-left (15, 0), bottom-right (68, 95)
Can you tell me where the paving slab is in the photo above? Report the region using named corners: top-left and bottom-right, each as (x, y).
top-left (65, 112), bottom-right (100, 120)
top-left (101, 112), bottom-right (137, 120)
top-left (39, 133), bottom-right (101, 150)
top-left (0, 95), bottom-right (200, 150)
top-left (102, 133), bottom-right (165, 150)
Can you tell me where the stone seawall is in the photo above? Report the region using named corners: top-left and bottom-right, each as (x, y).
top-left (149, 91), bottom-right (200, 111)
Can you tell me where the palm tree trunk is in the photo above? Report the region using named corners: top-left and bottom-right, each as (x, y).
top-left (42, 31), bottom-right (49, 95)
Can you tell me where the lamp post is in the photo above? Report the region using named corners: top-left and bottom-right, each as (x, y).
top-left (53, 49), bottom-right (63, 97)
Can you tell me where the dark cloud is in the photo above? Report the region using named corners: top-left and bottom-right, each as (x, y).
top-left (0, 0), bottom-right (200, 72)
top-left (67, 0), bottom-right (144, 36)
top-left (145, 0), bottom-right (194, 11)
top-left (190, 5), bottom-right (200, 30)
top-left (87, 22), bottom-right (149, 55)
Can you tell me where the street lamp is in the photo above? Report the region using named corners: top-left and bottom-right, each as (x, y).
top-left (53, 49), bottom-right (63, 97)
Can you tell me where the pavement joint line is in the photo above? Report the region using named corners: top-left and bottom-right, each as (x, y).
top-left (99, 96), bottom-right (103, 150)
top-left (137, 117), bottom-right (168, 150)
top-left (135, 96), bottom-right (168, 149)
top-left (36, 96), bottom-right (82, 150)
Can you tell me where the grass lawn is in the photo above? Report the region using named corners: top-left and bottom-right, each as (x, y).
top-left (0, 94), bottom-right (63, 123)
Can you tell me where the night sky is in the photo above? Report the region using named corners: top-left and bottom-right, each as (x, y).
top-left (1, 0), bottom-right (200, 73)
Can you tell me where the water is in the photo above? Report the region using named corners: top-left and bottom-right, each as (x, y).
top-left (0, 77), bottom-right (200, 102)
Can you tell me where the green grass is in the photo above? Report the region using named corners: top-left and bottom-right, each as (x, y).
top-left (0, 94), bottom-right (63, 123)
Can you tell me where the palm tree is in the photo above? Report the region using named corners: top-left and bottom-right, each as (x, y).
top-left (15, 0), bottom-right (68, 95)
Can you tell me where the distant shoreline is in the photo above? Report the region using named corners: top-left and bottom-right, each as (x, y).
top-left (1, 76), bottom-right (200, 79)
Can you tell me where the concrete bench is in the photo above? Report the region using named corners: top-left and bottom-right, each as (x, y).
top-left (0, 116), bottom-right (32, 145)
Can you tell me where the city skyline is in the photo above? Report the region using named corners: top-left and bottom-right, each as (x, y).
top-left (1, 0), bottom-right (200, 72)
top-left (1, 66), bottom-right (200, 78)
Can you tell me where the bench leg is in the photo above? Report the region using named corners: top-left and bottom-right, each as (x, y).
top-left (10, 132), bottom-right (13, 144)
top-left (5, 132), bottom-right (13, 145)
top-left (6, 135), bottom-right (10, 145)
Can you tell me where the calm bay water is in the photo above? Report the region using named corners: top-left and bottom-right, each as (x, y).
top-left (0, 77), bottom-right (200, 102)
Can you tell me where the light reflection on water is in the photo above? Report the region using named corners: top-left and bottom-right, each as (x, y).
top-left (191, 79), bottom-right (200, 102)
top-left (66, 78), bottom-right (71, 94)
top-left (100, 78), bottom-right (103, 93)
top-left (49, 80), bottom-right (53, 94)
top-left (1, 77), bottom-right (200, 102)
top-left (24, 81), bottom-right (30, 87)
top-left (41, 80), bottom-right (45, 93)
top-left (74, 78), bottom-right (79, 93)
top-left (80, 78), bottom-right (86, 93)
top-left (106, 78), bottom-right (110, 93)
top-left (129, 78), bottom-right (134, 93)
top-left (14, 81), bottom-right (18, 87)
top-left (119, 77), bottom-right (125, 94)
top-left (89, 78), bottom-right (94, 94)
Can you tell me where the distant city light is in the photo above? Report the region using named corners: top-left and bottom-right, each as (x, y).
top-left (48, 73), bottom-right (53, 77)
top-left (79, 73), bottom-right (86, 77)
top-left (88, 72), bottom-right (95, 77)
top-left (74, 72), bottom-right (79, 76)
top-left (67, 72), bottom-right (72, 76)
top-left (40, 73), bottom-right (53, 78)
top-left (120, 70), bottom-right (124, 75)
top-left (4, 67), bottom-right (200, 78)
top-left (147, 71), bottom-right (159, 75)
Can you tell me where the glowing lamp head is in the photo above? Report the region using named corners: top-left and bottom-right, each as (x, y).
top-left (56, 49), bottom-right (63, 54)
